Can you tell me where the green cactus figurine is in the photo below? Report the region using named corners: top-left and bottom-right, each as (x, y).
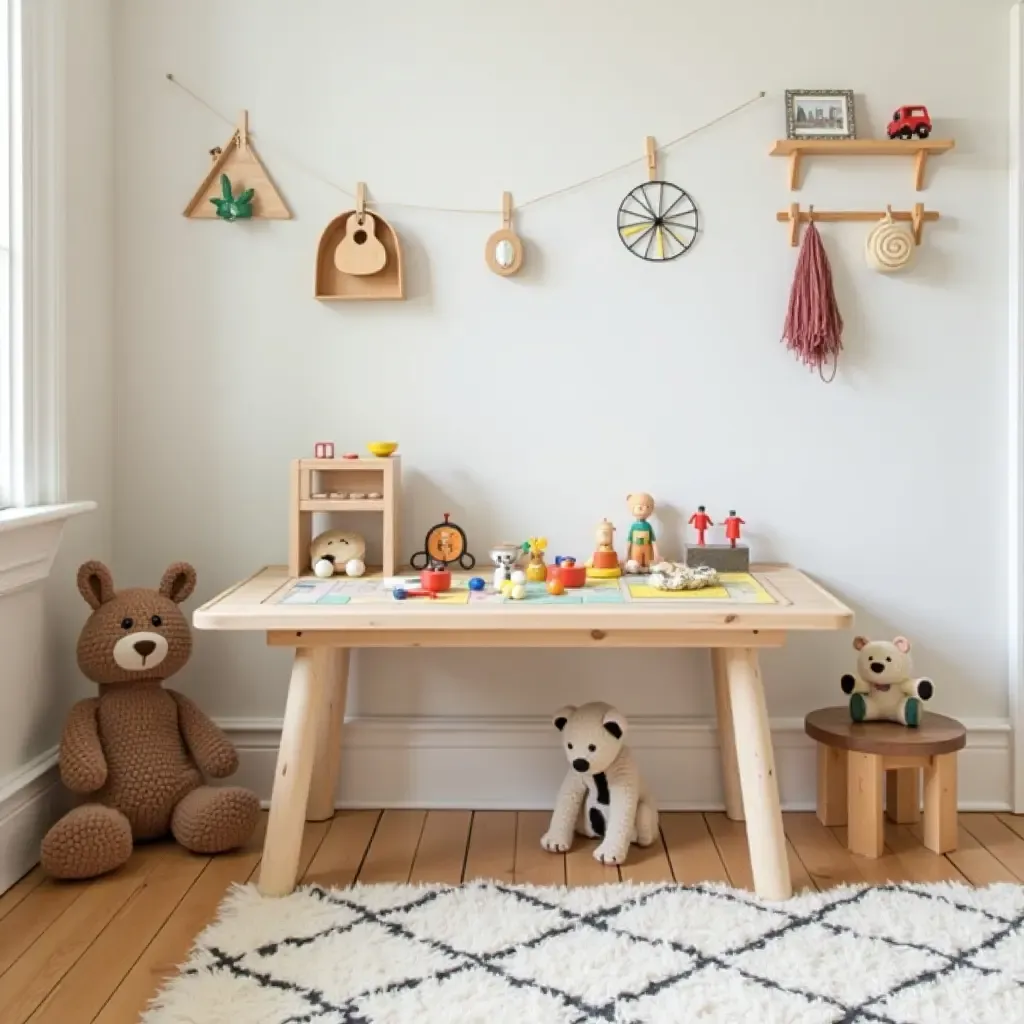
top-left (210, 174), bottom-right (254, 221)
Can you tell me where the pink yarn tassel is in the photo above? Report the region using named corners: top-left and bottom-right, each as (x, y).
top-left (781, 221), bottom-right (844, 381)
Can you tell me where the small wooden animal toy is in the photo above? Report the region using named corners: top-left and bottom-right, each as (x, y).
top-left (490, 544), bottom-right (520, 589)
top-left (723, 510), bottom-right (745, 549)
top-left (624, 494), bottom-right (659, 572)
top-left (522, 537), bottom-right (548, 581)
top-left (334, 212), bottom-right (388, 276)
top-left (310, 530), bottom-right (366, 578)
top-left (840, 635), bottom-right (935, 727)
top-left (688, 505), bottom-right (713, 546)
top-left (541, 702), bottom-right (659, 865)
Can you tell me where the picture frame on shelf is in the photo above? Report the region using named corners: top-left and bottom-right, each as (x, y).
top-left (785, 89), bottom-right (857, 140)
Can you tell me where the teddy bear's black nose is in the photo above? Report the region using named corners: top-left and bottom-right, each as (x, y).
top-left (572, 758), bottom-right (590, 773)
top-left (870, 662), bottom-right (885, 674)
top-left (134, 639), bottom-right (157, 658)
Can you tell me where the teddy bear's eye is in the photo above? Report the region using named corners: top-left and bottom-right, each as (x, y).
top-left (567, 743), bottom-right (573, 750)
top-left (151, 615), bottom-right (162, 627)
top-left (885, 656), bottom-right (891, 662)
top-left (867, 656), bottom-right (874, 662)
top-left (120, 617), bottom-right (133, 630)
top-left (588, 744), bottom-right (596, 752)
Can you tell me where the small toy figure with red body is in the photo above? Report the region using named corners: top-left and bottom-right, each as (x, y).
top-left (723, 510), bottom-right (746, 549)
top-left (887, 105), bottom-right (931, 140)
top-left (688, 506), bottom-right (713, 546)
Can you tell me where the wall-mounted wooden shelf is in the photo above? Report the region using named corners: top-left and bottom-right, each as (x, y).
top-left (769, 138), bottom-right (955, 191)
top-left (777, 203), bottom-right (939, 247)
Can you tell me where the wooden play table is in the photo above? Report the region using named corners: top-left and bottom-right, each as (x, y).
top-left (194, 563), bottom-right (852, 901)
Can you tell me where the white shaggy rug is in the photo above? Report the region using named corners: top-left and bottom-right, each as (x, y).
top-left (143, 881), bottom-right (1024, 1023)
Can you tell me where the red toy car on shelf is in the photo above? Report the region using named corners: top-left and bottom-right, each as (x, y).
top-left (887, 106), bottom-right (932, 140)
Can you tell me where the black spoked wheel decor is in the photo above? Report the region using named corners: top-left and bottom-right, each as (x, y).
top-left (617, 181), bottom-right (699, 261)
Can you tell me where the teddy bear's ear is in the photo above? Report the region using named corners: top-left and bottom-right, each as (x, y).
top-left (852, 636), bottom-right (869, 651)
top-left (893, 636), bottom-right (911, 654)
top-left (552, 706), bottom-right (576, 731)
top-left (159, 562), bottom-right (197, 604)
top-left (77, 561), bottom-right (115, 610)
top-left (602, 707), bottom-right (627, 741)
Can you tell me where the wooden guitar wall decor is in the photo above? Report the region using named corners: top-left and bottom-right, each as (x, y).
top-left (315, 182), bottom-right (405, 300)
top-left (183, 110), bottom-right (291, 220)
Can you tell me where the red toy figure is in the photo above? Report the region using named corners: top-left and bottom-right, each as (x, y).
top-left (723, 509), bottom-right (746, 549)
top-left (688, 505), bottom-right (713, 546)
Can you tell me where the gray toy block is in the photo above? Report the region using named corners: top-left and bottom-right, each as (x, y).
top-left (685, 544), bottom-right (750, 573)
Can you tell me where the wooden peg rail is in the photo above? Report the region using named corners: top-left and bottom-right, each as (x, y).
top-left (777, 203), bottom-right (940, 247)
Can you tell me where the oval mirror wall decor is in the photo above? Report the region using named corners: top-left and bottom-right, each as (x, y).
top-left (485, 192), bottom-right (524, 276)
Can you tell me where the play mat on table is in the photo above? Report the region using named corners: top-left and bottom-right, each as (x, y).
top-left (275, 571), bottom-right (776, 606)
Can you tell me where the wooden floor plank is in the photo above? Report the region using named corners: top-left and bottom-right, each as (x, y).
top-left (92, 816), bottom-right (270, 1024)
top-left (0, 844), bottom-right (163, 1024)
top-left (0, 868), bottom-right (46, 925)
top-left (408, 811), bottom-right (472, 886)
top-left (784, 813), bottom-right (864, 890)
top-left (0, 878), bottom-right (88, 979)
top-left (884, 822), bottom-right (968, 883)
top-left (959, 814), bottom-right (1024, 881)
top-left (660, 813), bottom-right (729, 886)
top-left (939, 825), bottom-right (1019, 886)
top-left (303, 810), bottom-right (381, 888)
top-left (463, 812), bottom-right (516, 883)
top-left (785, 838), bottom-right (816, 894)
top-left (565, 839), bottom-right (620, 886)
top-left (26, 847), bottom-right (209, 1024)
top-left (997, 813), bottom-right (1024, 841)
top-left (832, 827), bottom-right (912, 884)
top-left (356, 810), bottom-right (426, 884)
top-left (704, 813), bottom-right (753, 890)
top-left (514, 812), bottom-right (565, 885)
top-left (619, 834), bottom-right (674, 884)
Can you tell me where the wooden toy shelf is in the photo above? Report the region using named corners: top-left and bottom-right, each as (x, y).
top-left (769, 138), bottom-right (955, 191)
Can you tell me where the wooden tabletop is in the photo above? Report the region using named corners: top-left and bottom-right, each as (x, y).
top-left (193, 564), bottom-right (853, 635)
top-left (805, 707), bottom-right (967, 756)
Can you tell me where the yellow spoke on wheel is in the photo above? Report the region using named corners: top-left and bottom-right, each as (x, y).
top-left (657, 227), bottom-right (664, 259)
top-left (620, 221), bottom-right (654, 237)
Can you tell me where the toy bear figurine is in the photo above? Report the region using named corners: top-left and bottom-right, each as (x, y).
top-left (841, 635), bottom-right (935, 727)
top-left (40, 562), bottom-right (260, 879)
top-left (541, 702), bottom-right (658, 865)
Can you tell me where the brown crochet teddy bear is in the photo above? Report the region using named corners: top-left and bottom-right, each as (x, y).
top-left (40, 561), bottom-right (260, 880)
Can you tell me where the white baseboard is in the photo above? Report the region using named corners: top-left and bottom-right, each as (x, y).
top-left (0, 747), bottom-right (62, 893)
top-left (219, 715), bottom-right (1014, 812)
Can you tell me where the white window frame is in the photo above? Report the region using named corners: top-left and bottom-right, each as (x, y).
top-left (0, 0), bottom-right (66, 509)
top-left (1010, 1), bottom-right (1024, 813)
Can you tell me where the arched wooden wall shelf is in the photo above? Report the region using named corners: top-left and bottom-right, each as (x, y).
top-left (314, 208), bottom-right (405, 301)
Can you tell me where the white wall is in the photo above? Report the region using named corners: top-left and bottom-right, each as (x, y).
top-left (114, 0), bottom-right (1013, 806)
top-left (0, 0), bottom-right (113, 887)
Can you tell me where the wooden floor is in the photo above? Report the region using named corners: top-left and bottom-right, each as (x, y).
top-left (1, 809), bottom-right (1022, 1022)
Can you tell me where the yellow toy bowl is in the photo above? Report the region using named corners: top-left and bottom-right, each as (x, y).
top-left (367, 441), bottom-right (398, 458)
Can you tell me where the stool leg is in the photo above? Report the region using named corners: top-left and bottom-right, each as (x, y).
top-left (923, 753), bottom-right (958, 853)
top-left (886, 769), bottom-right (921, 824)
top-left (848, 752), bottom-right (884, 858)
top-left (816, 746), bottom-right (847, 826)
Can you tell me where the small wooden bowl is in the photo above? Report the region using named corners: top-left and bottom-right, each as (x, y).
top-left (368, 441), bottom-right (398, 458)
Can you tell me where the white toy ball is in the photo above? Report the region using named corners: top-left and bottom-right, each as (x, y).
top-left (624, 559), bottom-right (640, 574)
top-left (510, 582), bottom-right (527, 600)
top-left (313, 558), bottom-right (335, 579)
top-left (345, 558), bottom-right (366, 578)
top-left (510, 569), bottom-right (527, 585)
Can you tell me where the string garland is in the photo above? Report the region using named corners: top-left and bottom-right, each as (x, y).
top-left (165, 73), bottom-right (767, 217)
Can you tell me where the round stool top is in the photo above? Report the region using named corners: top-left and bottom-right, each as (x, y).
top-left (804, 707), bottom-right (967, 756)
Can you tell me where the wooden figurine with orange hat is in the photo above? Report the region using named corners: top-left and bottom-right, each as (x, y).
top-left (587, 519), bottom-right (622, 579)
top-left (624, 493), bottom-right (660, 573)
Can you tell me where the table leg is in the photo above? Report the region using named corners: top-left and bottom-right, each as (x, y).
top-left (307, 648), bottom-right (350, 822)
top-left (258, 648), bottom-right (326, 897)
top-left (711, 648), bottom-right (744, 821)
top-left (723, 647), bottom-right (791, 900)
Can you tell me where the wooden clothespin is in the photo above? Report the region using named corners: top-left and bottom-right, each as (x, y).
top-left (502, 191), bottom-right (513, 230)
top-left (911, 202), bottom-right (925, 245)
top-left (236, 110), bottom-right (248, 149)
top-left (356, 182), bottom-right (367, 222)
top-left (645, 137), bottom-right (657, 182)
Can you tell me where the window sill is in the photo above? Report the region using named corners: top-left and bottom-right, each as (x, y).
top-left (0, 501), bottom-right (96, 597)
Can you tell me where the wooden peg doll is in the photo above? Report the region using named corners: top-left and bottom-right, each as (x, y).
top-left (624, 493), bottom-right (659, 572)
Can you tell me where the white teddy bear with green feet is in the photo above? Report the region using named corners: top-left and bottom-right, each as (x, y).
top-left (841, 635), bottom-right (934, 727)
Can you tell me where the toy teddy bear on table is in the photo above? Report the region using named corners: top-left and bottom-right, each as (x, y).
top-left (40, 561), bottom-right (260, 880)
top-left (840, 635), bottom-right (935, 727)
top-left (541, 702), bottom-right (659, 865)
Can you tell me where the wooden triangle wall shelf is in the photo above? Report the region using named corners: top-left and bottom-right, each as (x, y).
top-left (769, 138), bottom-right (955, 191)
top-left (184, 111), bottom-right (291, 219)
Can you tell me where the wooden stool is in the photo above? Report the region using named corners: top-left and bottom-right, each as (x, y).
top-left (804, 708), bottom-right (967, 858)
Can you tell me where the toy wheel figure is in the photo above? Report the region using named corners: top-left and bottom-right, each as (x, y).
top-left (410, 513), bottom-right (476, 570)
top-left (617, 181), bottom-right (698, 261)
